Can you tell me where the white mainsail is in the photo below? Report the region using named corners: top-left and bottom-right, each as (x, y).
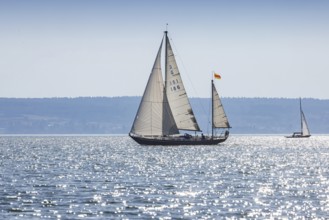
top-left (299, 98), bottom-right (311, 136)
top-left (165, 34), bottom-right (200, 131)
top-left (301, 110), bottom-right (310, 136)
top-left (130, 40), bottom-right (179, 136)
top-left (212, 81), bottom-right (230, 128)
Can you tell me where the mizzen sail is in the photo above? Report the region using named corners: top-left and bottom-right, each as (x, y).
top-left (212, 81), bottom-right (230, 128)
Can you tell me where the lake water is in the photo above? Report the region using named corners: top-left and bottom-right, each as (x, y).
top-left (1, 135), bottom-right (329, 219)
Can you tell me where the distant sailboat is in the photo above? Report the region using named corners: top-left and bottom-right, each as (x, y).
top-left (285, 98), bottom-right (311, 138)
top-left (129, 30), bottom-right (230, 145)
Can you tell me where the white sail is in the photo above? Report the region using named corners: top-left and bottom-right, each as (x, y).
top-left (212, 82), bottom-right (230, 128)
top-left (285, 98), bottom-right (311, 138)
top-left (301, 110), bottom-right (310, 136)
top-left (165, 35), bottom-right (200, 131)
top-left (130, 40), bottom-right (179, 136)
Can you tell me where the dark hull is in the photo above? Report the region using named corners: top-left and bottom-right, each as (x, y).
top-left (129, 134), bottom-right (228, 146)
top-left (285, 135), bottom-right (311, 138)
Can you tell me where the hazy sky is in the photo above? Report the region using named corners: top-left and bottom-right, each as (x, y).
top-left (1, 0), bottom-right (329, 98)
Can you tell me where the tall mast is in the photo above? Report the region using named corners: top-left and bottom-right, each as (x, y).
top-left (164, 30), bottom-right (168, 89)
top-left (211, 79), bottom-right (214, 139)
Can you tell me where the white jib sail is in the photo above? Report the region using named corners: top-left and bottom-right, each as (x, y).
top-left (130, 39), bottom-right (179, 136)
top-left (212, 83), bottom-right (230, 128)
top-left (301, 111), bottom-right (310, 136)
top-left (165, 35), bottom-right (200, 131)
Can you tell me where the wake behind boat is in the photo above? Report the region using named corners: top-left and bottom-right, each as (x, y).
top-left (129, 30), bottom-right (230, 145)
top-left (285, 98), bottom-right (311, 138)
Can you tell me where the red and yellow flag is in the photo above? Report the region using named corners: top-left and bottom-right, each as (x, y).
top-left (214, 73), bottom-right (221, 79)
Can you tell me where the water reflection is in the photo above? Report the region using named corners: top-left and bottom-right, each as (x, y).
top-left (0, 135), bottom-right (329, 218)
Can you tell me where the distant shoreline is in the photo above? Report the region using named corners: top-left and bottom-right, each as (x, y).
top-left (0, 97), bottom-right (328, 134)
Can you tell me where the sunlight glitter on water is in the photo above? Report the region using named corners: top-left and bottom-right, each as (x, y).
top-left (1, 135), bottom-right (329, 218)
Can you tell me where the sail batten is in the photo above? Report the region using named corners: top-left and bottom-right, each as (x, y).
top-left (164, 34), bottom-right (201, 131)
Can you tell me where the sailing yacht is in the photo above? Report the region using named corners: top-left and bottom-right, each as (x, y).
top-left (129, 31), bottom-right (230, 145)
top-left (285, 98), bottom-right (311, 138)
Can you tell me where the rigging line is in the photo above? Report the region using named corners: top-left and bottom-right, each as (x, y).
top-left (207, 95), bottom-right (211, 135)
top-left (169, 35), bottom-right (209, 118)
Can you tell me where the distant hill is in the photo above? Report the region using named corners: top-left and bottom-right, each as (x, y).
top-left (0, 97), bottom-right (328, 134)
